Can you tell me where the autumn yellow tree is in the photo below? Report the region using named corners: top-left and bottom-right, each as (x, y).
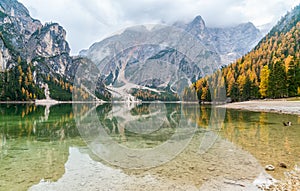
top-left (27, 67), bottom-right (33, 83)
top-left (18, 65), bottom-right (23, 85)
top-left (259, 65), bottom-right (270, 98)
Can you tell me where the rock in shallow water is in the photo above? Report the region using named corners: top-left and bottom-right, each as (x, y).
top-left (279, 162), bottom-right (287, 168)
top-left (265, 164), bottom-right (275, 171)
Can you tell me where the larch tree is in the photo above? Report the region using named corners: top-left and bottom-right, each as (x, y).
top-left (259, 65), bottom-right (270, 98)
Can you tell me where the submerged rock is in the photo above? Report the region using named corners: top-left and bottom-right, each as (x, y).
top-left (283, 121), bottom-right (292, 126)
top-left (265, 165), bottom-right (275, 171)
top-left (279, 162), bottom-right (288, 168)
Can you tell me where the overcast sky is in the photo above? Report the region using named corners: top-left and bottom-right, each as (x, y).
top-left (19, 0), bottom-right (300, 55)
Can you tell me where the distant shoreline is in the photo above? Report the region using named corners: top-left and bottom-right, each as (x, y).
top-left (0, 101), bottom-right (35, 104)
top-left (2, 99), bottom-right (300, 116)
top-left (218, 100), bottom-right (300, 116)
top-left (0, 100), bottom-right (107, 106)
top-left (0, 100), bottom-right (188, 104)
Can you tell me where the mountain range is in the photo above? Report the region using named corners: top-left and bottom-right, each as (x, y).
top-left (79, 16), bottom-right (262, 101)
top-left (0, 0), bottom-right (289, 102)
top-left (194, 4), bottom-right (300, 102)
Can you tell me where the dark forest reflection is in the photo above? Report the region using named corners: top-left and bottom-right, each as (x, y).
top-left (0, 104), bottom-right (78, 142)
top-left (0, 104), bottom-right (83, 191)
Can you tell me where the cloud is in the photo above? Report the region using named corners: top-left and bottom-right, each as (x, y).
top-left (19, 0), bottom-right (300, 54)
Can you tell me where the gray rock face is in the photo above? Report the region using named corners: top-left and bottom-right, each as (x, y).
top-left (0, 0), bottom-right (42, 39)
top-left (27, 23), bottom-right (72, 76)
top-left (0, 0), bottom-right (30, 18)
top-left (28, 23), bottom-right (70, 58)
top-left (0, 0), bottom-right (30, 70)
top-left (207, 22), bottom-right (262, 65)
top-left (82, 16), bottom-right (262, 95)
top-left (185, 16), bottom-right (207, 41)
top-left (83, 24), bottom-right (220, 97)
top-left (0, 0), bottom-right (42, 64)
top-left (182, 16), bottom-right (262, 65)
top-left (0, 0), bottom-right (74, 80)
top-left (0, 39), bottom-right (12, 71)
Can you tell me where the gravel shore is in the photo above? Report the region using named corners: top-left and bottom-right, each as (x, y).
top-left (218, 100), bottom-right (300, 116)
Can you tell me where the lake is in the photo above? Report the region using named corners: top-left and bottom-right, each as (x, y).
top-left (0, 103), bottom-right (299, 190)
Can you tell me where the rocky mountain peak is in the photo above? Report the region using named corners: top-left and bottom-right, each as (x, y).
top-left (186, 15), bottom-right (206, 32)
top-left (234, 22), bottom-right (260, 33)
top-left (192, 15), bottom-right (206, 28)
top-left (27, 22), bottom-right (70, 58)
top-left (0, 0), bottom-right (30, 18)
top-left (80, 15), bottom-right (263, 101)
top-left (185, 15), bottom-right (207, 41)
top-left (42, 23), bottom-right (68, 44)
top-left (0, 0), bottom-right (42, 43)
top-left (206, 21), bottom-right (262, 65)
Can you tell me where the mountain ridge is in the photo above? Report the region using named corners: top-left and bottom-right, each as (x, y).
top-left (80, 16), bottom-right (262, 101)
top-left (83, 16), bottom-right (262, 67)
top-left (0, 0), bottom-right (279, 102)
top-left (194, 4), bottom-right (300, 102)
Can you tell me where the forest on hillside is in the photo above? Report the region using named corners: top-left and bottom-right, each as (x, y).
top-left (193, 8), bottom-right (300, 102)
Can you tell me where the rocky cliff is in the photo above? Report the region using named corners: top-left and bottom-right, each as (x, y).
top-left (0, 0), bottom-right (74, 78)
top-left (0, 0), bottom-right (93, 101)
top-left (0, 0), bottom-right (41, 70)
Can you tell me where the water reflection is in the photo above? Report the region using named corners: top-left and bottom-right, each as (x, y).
top-left (74, 102), bottom-right (200, 169)
top-left (221, 109), bottom-right (300, 180)
top-left (95, 103), bottom-right (181, 145)
top-left (0, 103), bottom-right (299, 190)
top-left (0, 104), bottom-right (79, 142)
top-left (0, 104), bottom-right (83, 191)
top-left (184, 105), bottom-right (300, 179)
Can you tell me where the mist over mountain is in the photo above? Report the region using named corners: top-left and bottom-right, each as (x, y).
top-left (80, 15), bottom-right (262, 100)
top-left (195, 4), bottom-right (300, 102)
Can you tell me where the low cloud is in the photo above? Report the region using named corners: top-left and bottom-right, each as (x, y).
top-left (19, 0), bottom-right (300, 54)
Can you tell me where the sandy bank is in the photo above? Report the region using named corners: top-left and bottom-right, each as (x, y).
top-left (218, 100), bottom-right (300, 116)
top-left (35, 99), bottom-right (59, 106)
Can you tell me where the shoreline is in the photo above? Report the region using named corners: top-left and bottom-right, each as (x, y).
top-left (0, 100), bottom-right (187, 104)
top-left (0, 100), bottom-right (107, 106)
top-left (218, 100), bottom-right (300, 116)
top-left (1, 99), bottom-right (300, 116)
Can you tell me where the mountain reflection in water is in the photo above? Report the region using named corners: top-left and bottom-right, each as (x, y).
top-left (0, 103), bottom-right (299, 190)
